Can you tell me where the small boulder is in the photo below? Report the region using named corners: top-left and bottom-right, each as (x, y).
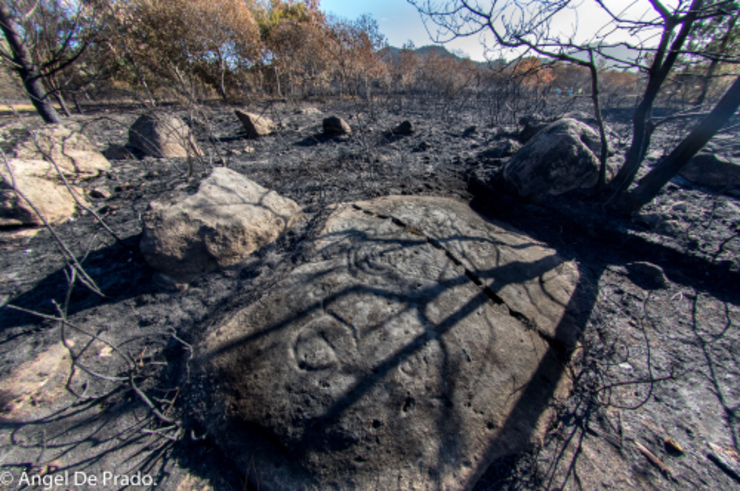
top-left (0, 158), bottom-right (88, 227)
top-left (679, 154), bottom-right (740, 189)
top-left (0, 164), bottom-right (78, 227)
top-left (129, 113), bottom-right (202, 158)
top-left (139, 167), bottom-right (303, 283)
top-left (234, 110), bottom-right (275, 138)
top-left (12, 124), bottom-right (110, 180)
top-left (413, 141), bottom-right (432, 152)
top-left (394, 120), bottom-right (414, 135)
top-left (323, 116), bottom-right (352, 136)
top-left (504, 118), bottom-right (602, 199)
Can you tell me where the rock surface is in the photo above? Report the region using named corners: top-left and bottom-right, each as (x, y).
top-left (0, 342), bottom-right (72, 420)
top-left (679, 153), bottom-right (740, 189)
top-left (0, 161), bottom-right (80, 226)
top-left (323, 115), bottom-right (352, 135)
top-left (504, 118), bottom-right (602, 199)
top-left (0, 156), bottom-right (94, 227)
top-left (128, 113), bottom-right (202, 158)
top-left (12, 124), bottom-right (110, 180)
top-left (197, 196), bottom-right (580, 490)
top-left (234, 110), bottom-right (275, 138)
top-left (139, 167), bottom-right (303, 283)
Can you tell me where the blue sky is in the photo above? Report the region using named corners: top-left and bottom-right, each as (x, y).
top-left (319, 0), bottom-right (669, 63)
top-left (319, 0), bottom-right (489, 60)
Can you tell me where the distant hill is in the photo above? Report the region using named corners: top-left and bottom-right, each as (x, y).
top-left (381, 44), bottom-right (496, 67)
top-left (382, 43), bottom-right (640, 70)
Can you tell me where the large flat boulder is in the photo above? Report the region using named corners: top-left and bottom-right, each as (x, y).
top-left (139, 167), bottom-right (303, 283)
top-left (504, 118), bottom-right (602, 199)
top-left (679, 153), bottom-right (740, 189)
top-left (234, 110), bottom-right (275, 138)
top-left (12, 124), bottom-right (110, 180)
top-left (128, 113), bottom-right (202, 158)
top-left (197, 196), bottom-right (580, 490)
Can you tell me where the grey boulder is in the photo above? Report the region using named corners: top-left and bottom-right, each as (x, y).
top-left (234, 110), bottom-right (275, 138)
top-left (128, 113), bottom-right (202, 158)
top-left (139, 167), bottom-right (303, 283)
top-left (323, 116), bottom-right (352, 136)
top-left (504, 118), bottom-right (602, 198)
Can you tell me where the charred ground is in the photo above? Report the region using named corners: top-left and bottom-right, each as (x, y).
top-left (1, 98), bottom-right (739, 490)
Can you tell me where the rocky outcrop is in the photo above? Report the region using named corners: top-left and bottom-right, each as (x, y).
top-left (128, 113), bottom-right (202, 158)
top-left (139, 167), bottom-right (303, 283)
top-left (1, 125), bottom-right (104, 226)
top-left (0, 160), bottom-right (80, 227)
top-left (234, 110), bottom-right (275, 138)
top-left (12, 124), bottom-right (110, 180)
top-left (678, 154), bottom-right (740, 189)
top-left (323, 115), bottom-right (352, 136)
top-left (504, 118), bottom-right (602, 198)
top-left (197, 196), bottom-right (580, 490)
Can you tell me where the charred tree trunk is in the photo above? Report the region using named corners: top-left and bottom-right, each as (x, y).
top-left (0, 4), bottom-right (62, 124)
top-left (606, 0), bottom-right (703, 204)
top-left (616, 74), bottom-right (740, 213)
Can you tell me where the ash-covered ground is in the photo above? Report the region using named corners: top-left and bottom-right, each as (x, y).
top-left (1, 98), bottom-right (739, 490)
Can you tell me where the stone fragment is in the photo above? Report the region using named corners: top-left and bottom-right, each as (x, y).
top-left (323, 116), bottom-right (352, 135)
top-left (129, 113), bottom-right (202, 158)
top-left (414, 141), bottom-right (432, 152)
top-left (88, 187), bottom-right (111, 199)
top-left (197, 196), bottom-right (580, 490)
top-left (504, 118), bottom-right (602, 199)
top-left (234, 110), bottom-right (275, 138)
top-left (139, 167), bottom-right (303, 283)
top-left (12, 124), bottom-right (110, 180)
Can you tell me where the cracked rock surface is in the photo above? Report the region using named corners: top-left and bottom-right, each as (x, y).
top-left (196, 196), bottom-right (580, 490)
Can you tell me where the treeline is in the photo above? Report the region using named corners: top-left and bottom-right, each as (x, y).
top-left (0, 0), bottom-right (737, 111)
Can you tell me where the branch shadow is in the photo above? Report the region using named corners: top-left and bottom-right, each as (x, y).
top-left (195, 203), bottom-right (598, 489)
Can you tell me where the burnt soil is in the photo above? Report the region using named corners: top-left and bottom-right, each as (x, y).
top-left (1, 97), bottom-right (739, 490)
